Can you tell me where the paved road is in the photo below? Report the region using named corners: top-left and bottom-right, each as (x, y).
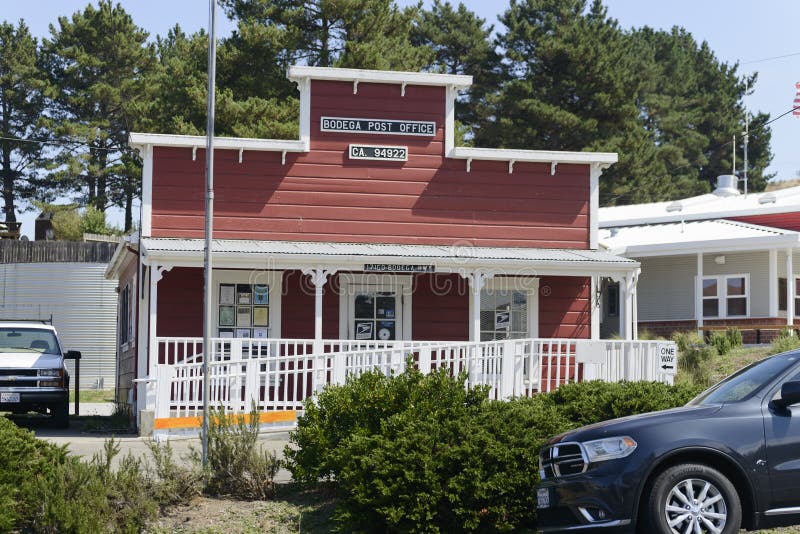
top-left (13, 404), bottom-right (294, 483)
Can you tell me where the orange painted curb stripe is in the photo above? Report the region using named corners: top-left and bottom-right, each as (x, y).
top-left (154, 410), bottom-right (296, 430)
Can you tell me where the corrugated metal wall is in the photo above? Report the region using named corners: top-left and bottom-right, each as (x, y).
top-left (0, 263), bottom-right (117, 390)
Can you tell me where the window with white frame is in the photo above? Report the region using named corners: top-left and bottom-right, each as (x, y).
top-left (213, 270), bottom-right (281, 339)
top-left (702, 274), bottom-right (749, 318)
top-left (478, 277), bottom-right (538, 341)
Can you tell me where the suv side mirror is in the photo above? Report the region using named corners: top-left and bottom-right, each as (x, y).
top-left (773, 380), bottom-right (800, 410)
top-left (64, 350), bottom-right (82, 360)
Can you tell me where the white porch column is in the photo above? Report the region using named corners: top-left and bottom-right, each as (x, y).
top-left (696, 252), bottom-right (704, 331)
top-left (631, 270), bottom-right (640, 340)
top-left (302, 267), bottom-right (336, 352)
top-left (464, 271), bottom-right (492, 342)
top-left (787, 250), bottom-right (794, 330)
top-left (590, 276), bottom-right (600, 340)
top-left (148, 265), bottom-right (172, 377)
top-left (620, 273), bottom-right (635, 341)
top-left (769, 249), bottom-right (778, 317)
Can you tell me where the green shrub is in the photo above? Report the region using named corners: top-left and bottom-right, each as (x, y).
top-left (195, 405), bottom-right (280, 500)
top-left (547, 380), bottom-right (702, 428)
top-left (286, 363), bottom-right (488, 484)
top-left (673, 331), bottom-right (717, 386)
top-left (768, 328), bottom-right (800, 355)
top-left (710, 330), bottom-right (732, 355)
top-left (333, 383), bottom-right (570, 532)
top-left (28, 438), bottom-right (157, 534)
top-left (0, 417), bottom-right (69, 530)
top-left (726, 327), bottom-right (743, 349)
top-left (145, 439), bottom-right (203, 507)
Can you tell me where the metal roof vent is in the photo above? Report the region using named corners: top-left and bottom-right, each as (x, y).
top-left (666, 201), bottom-right (683, 212)
top-left (759, 192), bottom-right (777, 204)
top-left (713, 174), bottom-right (740, 197)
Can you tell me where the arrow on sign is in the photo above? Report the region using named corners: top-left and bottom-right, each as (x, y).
top-left (661, 364), bottom-right (674, 370)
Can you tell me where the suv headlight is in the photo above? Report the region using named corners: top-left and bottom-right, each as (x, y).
top-left (38, 369), bottom-right (62, 377)
top-left (582, 436), bottom-right (637, 463)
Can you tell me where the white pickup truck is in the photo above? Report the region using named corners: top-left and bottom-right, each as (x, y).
top-left (0, 322), bottom-right (80, 428)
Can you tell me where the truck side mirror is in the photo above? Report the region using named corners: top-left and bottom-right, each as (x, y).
top-left (64, 350), bottom-right (82, 360)
top-left (773, 380), bottom-right (800, 410)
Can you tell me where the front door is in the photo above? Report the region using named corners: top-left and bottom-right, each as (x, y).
top-left (351, 290), bottom-right (401, 341)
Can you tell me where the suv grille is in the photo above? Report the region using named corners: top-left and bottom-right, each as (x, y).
top-left (540, 442), bottom-right (587, 479)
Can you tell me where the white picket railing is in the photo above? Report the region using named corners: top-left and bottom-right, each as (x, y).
top-left (144, 337), bottom-right (676, 428)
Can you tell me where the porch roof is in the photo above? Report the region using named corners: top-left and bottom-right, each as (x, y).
top-left (599, 219), bottom-right (800, 257)
top-left (139, 237), bottom-right (638, 276)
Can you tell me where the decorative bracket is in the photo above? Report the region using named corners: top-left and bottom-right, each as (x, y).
top-left (238, 148), bottom-right (244, 164)
top-left (281, 150), bottom-right (287, 166)
top-left (466, 158), bottom-right (472, 173)
top-left (192, 147), bottom-right (197, 161)
top-left (508, 160), bottom-right (515, 174)
top-left (151, 264), bottom-right (174, 285)
top-left (401, 82), bottom-right (407, 97)
top-left (461, 270), bottom-right (495, 292)
top-left (353, 80), bottom-right (359, 94)
top-left (302, 267), bottom-right (337, 288)
top-left (551, 162), bottom-right (558, 176)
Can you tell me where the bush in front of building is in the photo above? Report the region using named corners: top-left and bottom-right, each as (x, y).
top-left (333, 393), bottom-right (570, 533)
top-left (768, 328), bottom-right (800, 355)
top-left (287, 366), bottom-right (699, 532)
top-left (673, 330), bottom-right (717, 385)
top-left (548, 380), bottom-right (703, 428)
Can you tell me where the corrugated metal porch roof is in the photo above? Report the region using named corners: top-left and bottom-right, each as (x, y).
top-left (139, 238), bottom-right (637, 273)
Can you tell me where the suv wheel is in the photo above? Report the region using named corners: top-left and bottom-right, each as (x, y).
top-left (644, 463), bottom-right (741, 534)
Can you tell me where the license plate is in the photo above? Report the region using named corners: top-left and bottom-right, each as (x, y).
top-left (1, 392), bottom-right (20, 403)
top-left (537, 488), bottom-right (550, 509)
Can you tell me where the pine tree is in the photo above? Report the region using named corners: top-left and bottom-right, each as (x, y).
top-left (41, 1), bottom-right (156, 231)
top-left (0, 21), bottom-right (51, 224)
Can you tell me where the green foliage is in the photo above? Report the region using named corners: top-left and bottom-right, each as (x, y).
top-left (0, 417), bottom-right (68, 530)
top-left (285, 363), bottom-right (488, 484)
top-left (194, 405), bottom-right (280, 500)
top-left (673, 331), bottom-right (717, 386)
top-left (768, 328), bottom-right (800, 355)
top-left (334, 394), bottom-right (569, 533)
top-left (547, 380), bottom-right (702, 428)
top-left (145, 439), bottom-right (204, 507)
top-left (710, 331), bottom-right (732, 355)
top-left (726, 327), bottom-right (743, 349)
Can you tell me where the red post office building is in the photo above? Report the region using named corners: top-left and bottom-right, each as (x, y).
top-left (107, 66), bottom-right (640, 420)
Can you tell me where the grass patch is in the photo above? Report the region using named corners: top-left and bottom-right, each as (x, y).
top-left (70, 388), bottom-right (115, 403)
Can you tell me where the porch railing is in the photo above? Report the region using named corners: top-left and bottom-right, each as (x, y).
top-left (143, 337), bottom-right (676, 428)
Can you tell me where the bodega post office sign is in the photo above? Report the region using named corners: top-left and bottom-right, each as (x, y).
top-left (321, 116), bottom-right (435, 136)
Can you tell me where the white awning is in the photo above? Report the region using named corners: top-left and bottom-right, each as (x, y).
top-left (599, 219), bottom-right (800, 257)
top-left (139, 237), bottom-right (638, 277)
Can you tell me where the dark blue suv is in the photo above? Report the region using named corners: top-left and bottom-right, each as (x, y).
top-left (536, 351), bottom-right (800, 533)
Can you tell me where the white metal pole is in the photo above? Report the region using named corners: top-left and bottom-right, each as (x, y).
top-left (202, 0), bottom-right (217, 468)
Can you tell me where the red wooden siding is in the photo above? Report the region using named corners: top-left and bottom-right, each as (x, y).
top-left (150, 80), bottom-right (590, 248)
top-left (538, 276), bottom-right (591, 339)
top-left (732, 213), bottom-right (800, 232)
top-left (156, 267), bottom-right (204, 337)
top-left (280, 270), bottom-right (340, 339)
top-left (411, 274), bottom-right (469, 340)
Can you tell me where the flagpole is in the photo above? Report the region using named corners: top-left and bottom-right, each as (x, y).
top-left (202, 0), bottom-right (217, 468)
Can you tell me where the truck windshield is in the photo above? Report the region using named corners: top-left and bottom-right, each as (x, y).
top-left (0, 328), bottom-right (60, 355)
top-left (689, 352), bottom-right (800, 405)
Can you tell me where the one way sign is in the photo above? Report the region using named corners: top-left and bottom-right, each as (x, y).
top-left (656, 343), bottom-right (678, 376)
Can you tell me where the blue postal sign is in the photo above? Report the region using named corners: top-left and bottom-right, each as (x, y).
top-left (321, 116), bottom-right (435, 136)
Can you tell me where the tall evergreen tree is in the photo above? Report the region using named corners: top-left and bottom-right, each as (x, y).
top-left (219, 0), bottom-right (431, 70)
top-left (42, 1), bottom-right (155, 231)
top-left (0, 20), bottom-right (51, 224)
top-left (410, 0), bottom-right (501, 139)
top-left (481, 0), bottom-right (772, 204)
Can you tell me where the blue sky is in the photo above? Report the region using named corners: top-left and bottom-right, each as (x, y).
top-left (3, 1), bottom-right (799, 236)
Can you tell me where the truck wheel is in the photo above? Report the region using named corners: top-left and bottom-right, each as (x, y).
top-left (52, 403), bottom-right (69, 429)
top-left (644, 463), bottom-right (740, 534)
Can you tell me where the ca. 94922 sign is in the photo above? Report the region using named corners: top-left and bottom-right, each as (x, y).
top-left (349, 144), bottom-right (408, 162)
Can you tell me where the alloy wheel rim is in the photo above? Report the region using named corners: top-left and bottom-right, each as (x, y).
top-left (664, 477), bottom-right (728, 534)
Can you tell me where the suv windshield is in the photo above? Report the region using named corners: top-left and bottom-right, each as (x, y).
top-left (0, 328), bottom-right (60, 355)
top-left (689, 352), bottom-right (800, 405)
